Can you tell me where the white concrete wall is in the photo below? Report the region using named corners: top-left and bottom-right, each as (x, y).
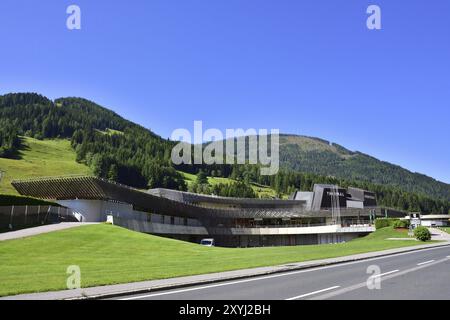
top-left (338, 226), bottom-right (375, 233)
top-left (422, 220), bottom-right (447, 227)
top-left (111, 217), bottom-right (208, 235)
top-left (56, 200), bottom-right (133, 223)
top-left (56, 199), bottom-right (207, 234)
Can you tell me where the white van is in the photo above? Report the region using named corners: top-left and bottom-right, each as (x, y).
top-left (200, 239), bottom-right (215, 247)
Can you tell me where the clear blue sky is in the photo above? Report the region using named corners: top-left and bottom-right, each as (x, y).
top-left (0, 0), bottom-right (449, 183)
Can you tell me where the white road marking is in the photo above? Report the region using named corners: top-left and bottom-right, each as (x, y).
top-left (371, 269), bottom-right (399, 278)
top-left (417, 260), bottom-right (435, 266)
top-left (118, 259), bottom-right (391, 300)
top-left (286, 286), bottom-right (341, 300)
top-left (119, 270), bottom-right (337, 300)
top-left (311, 257), bottom-right (449, 300)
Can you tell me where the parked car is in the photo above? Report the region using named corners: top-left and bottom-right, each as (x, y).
top-left (200, 238), bottom-right (215, 247)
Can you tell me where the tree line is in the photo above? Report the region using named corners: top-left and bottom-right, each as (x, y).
top-left (0, 120), bottom-right (21, 158)
top-left (277, 135), bottom-right (450, 202)
top-left (188, 170), bottom-right (257, 198)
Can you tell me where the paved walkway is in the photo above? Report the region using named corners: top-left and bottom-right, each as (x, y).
top-left (430, 227), bottom-right (450, 242)
top-left (1, 241), bottom-right (449, 300)
top-left (0, 223), bottom-right (97, 242)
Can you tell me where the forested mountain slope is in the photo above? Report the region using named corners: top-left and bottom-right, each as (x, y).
top-left (278, 135), bottom-right (450, 201)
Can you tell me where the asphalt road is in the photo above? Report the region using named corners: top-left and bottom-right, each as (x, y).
top-left (113, 245), bottom-right (450, 300)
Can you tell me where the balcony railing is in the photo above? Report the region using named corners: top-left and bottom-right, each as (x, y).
top-left (229, 222), bottom-right (372, 229)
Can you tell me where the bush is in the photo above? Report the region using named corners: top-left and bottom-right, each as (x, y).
top-left (392, 220), bottom-right (410, 229)
top-left (375, 218), bottom-right (400, 230)
top-left (414, 226), bottom-right (431, 242)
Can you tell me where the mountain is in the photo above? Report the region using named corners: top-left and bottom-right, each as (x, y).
top-left (278, 135), bottom-right (450, 201)
top-left (0, 92), bottom-right (449, 214)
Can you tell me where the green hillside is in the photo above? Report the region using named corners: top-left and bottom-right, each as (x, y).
top-left (0, 224), bottom-right (423, 297)
top-left (0, 137), bottom-right (91, 195)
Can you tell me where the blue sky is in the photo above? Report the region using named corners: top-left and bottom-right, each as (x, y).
top-left (0, 0), bottom-right (449, 183)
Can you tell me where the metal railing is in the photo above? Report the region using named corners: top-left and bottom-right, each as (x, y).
top-left (229, 222), bottom-right (373, 229)
top-left (0, 205), bottom-right (77, 232)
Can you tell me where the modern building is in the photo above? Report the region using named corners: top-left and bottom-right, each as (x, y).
top-left (347, 187), bottom-right (377, 208)
top-left (11, 176), bottom-right (403, 247)
top-left (404, 214), bottom-right (450, 228)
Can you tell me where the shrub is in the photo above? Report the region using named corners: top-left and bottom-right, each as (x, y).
top-left (375, 218), bottom-right (400, 230)
top-left (392, 220), bottom-right (410, 229)
top-left (414, 226), bottom-right (431, 242)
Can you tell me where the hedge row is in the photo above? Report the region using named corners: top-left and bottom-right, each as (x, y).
top-left (375, 218), bottom-right (400, 229)
top-left (375, 218), bottom-right (411, 230)
top-left (392, 219), bottom-right (410, 229)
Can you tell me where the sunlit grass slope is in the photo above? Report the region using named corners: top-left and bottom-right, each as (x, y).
top-left (0, 137), bottom-right (91, 195)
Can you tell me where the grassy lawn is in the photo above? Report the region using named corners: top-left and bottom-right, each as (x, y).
top-left (0, 224), bottom-right (428, 297)
top-left (251, 183), bottom-right (282, 199)
top-left (180, 171), bottom-right (232, 187)
top-left (95, 128), bottom-right (124, 136)
top-left (441, 227), bottom-right (450, 234)
top-left (0, 137), bottom-right (91, 195)
top-left (382, 227), bottom-right (412, 238)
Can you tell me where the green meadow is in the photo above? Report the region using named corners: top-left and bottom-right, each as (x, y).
top-left (0, 137), bottom-right (91, 195)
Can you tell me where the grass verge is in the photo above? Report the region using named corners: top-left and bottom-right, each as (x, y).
top-left (0, 224), bottom-right (432, 297)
